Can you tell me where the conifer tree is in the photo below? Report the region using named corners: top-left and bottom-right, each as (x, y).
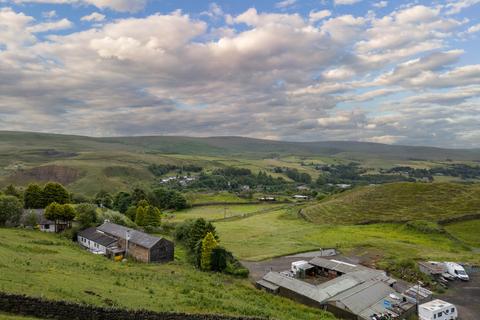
top-left (200, 232), bottom-right (218, 271)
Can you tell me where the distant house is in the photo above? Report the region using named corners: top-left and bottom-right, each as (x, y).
top-left (293, 195), bottom-right (309, 200)
top-left (22, 209), bottom-right (68, 233)
top-left (78, 222), bottom-right (174, 263)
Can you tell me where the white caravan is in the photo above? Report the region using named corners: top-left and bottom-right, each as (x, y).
top-left (418, 299), bottom-right (458, 320)
top-left (445, 262), bottom-right (469, 281)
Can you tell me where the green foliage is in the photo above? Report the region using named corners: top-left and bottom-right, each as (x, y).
top-left (24, 210), bottom-right (38, 227)
top-left (200, 232), bottom-right (219, 271)
top-left (75, 203), bottom-right (98, 229)
top-left (405, 220), bottom-right (445, 234)
top-left (210, 247), bottom-right (228, 272)
top-left (149, 188), bottom-right (188, 210)
top-left (45, 202), bottom-right (76, 225)
top-left (125, 205), bottom-right (137, 221)
top-left (0, 195), bottom-right (23, 226)
top-left (24, 184), bottom-right (44, 209)
top-left (144, 205), bottom-right (161, 227)
top-left (378, 258), bottom-right (433, 285)
top-left (131, 188), bottom-right (147, 205)
top-left (94, 190), bottom-right (113, 209)
top-left (97, 209), bottom-right (137, 228)
top-left (4, 184), bottom-right (21, 198)
top-left (135, 206), bottom-right (147, 226)
top-left (43, 182), bottom-right (70, 206)
top-left (113, 191), bottom-right (132, 213)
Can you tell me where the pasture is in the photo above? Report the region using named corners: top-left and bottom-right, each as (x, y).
top-left (0, 228), bottom-right (333, 320)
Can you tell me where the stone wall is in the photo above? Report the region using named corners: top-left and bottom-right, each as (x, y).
top-left (0, 292), bottom-right (266, 320)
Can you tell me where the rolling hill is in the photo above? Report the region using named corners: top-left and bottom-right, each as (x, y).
top-left (1, 131), bottom-right (480, 196)
top-left (301, 182), bottom-right (480, 225)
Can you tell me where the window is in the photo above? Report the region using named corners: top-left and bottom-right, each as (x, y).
top-left (44, 224), bottom-right (50, 230)
top-left (438, 312), bottom-right (442, 318)
top-left (434, 314), bottom-right (436, 319)
top-left (451, 307), bottom-right (455, 312)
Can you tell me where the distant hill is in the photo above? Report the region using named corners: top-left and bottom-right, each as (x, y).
top-left (302, 182), bottom-right (480, 225)
top-left (1, 131), bottom-right (480, 161)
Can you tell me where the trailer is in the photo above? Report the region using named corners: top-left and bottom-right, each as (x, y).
top-left (418, 299), bottom-right (457, 320)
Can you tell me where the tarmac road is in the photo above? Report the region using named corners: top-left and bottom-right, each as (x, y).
top-left (437, 271), bottom-right (480, 320)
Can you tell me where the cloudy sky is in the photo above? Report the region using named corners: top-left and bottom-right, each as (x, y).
top-left (1, 0), bottom-right (479, 147)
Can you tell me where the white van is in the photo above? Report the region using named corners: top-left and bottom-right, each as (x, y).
top-left (419, 299), bottom-right (457, 320)
top-left (445, 262), bottom-right (469, 281)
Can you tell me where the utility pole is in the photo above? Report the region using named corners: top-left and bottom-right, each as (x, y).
top-left (125, 230), bottom-right (130, 260)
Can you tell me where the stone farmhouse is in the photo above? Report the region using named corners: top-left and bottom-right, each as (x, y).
top-left (78, 221), bottom-right (174, 263)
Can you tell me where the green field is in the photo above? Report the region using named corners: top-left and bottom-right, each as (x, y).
top-left (167, 203), bottom-right (287, 222)
top-left (0, 314), bottom-right (41, 320)
top-left (215, 209), bottom-right (479, 264)
top-left (445, 219), bottom-right (480, 248)
top-left (0, 228), bottom-right (334, 320)
top-left (302, 182), bottom-right (480, 225)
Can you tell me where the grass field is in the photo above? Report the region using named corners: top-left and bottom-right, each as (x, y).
top-left (0, 228), bottom-right (334, 320)
top-left (167, 203), bottom-right (286, 222)
top-left (214, 209), bottom-right (479, 264)
top-left (302, 182), bottom-right (480, 225)
top-left (444, 219), bottom-right (480, 248)
top-left (0, 314), bottom-right (41, 320)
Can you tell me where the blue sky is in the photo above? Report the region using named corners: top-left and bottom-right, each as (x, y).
top-left (1, 0), bottom-right (480, 147)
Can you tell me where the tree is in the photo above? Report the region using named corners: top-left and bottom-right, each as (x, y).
top-left (76, 203), bottom-right (97, 229)
top-left (24, 184), bottom-right (44, 209)
top-left (132, 188), bottom-right (147, 205)
top-left (169, 192), bottom-right (188, 210)
top-left (45, 202), bottom-right (75, 231)
top-left (144, 205), bottom-right (161, 227)
top-left (211, 247), bottom-right (229, 272)
top-left (0, 195), bottom-right (23, 226)
top-left (186, 218), bottom-right (217, 252)
top-left (4, 184), bottom-right (21, 198)
top-left (113, 192), bottom-right (132, 213)
top-left (24, 210), bottom-right (38, 228)
top-left (135, 206), bottom-right (147, 226)
top-left (44, 202), bottom-right (63, 232)
top-left (200, 232), bottom-right (218, 271)
top-left (125, 205), bottom-right (137, 221)
top-left (43, 182), bottom-right (70, 206)
top-left (94, 190), bottom-right (113, 209)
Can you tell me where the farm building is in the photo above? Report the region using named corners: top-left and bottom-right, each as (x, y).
top-left (91, 222), bottom-right (175, 263)
top-left (78, 227), bottom-right (117, 255)
top-left (257, 257), bottom-right (427, 320)
top-left (22, 209), bottom-right (69, 233)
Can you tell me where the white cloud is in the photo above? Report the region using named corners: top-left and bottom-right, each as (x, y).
top-left (11, 0), bottom-right (147, 12)
top-left (81, 12), bottom-right (106, 22)
top-left (42, 10), bottom-right (57, 18)
top-left (445, 0), bottom-right (480, 15)
top-left (372, 1), bottom-right (388, 8)
top-left (309, 9), bottom-right (331, 22)
top-left (275, 0), bottom-right (296, 9)
top-left (28, 18), bottom-right (73, 33)
top-left (0, 5), bottom-right (479, 147)
top-left (468, 23), bottom-right (480, 33)
top-left (334, 0), bottom-right (362, 5)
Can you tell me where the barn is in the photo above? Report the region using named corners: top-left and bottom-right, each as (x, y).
top-left (96, 222), bottom-right (174, 263)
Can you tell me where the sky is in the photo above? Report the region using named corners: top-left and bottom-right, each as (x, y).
top-left (0, 0), bottom-right (480, 147)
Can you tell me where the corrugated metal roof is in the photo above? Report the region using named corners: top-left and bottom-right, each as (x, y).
top-left (309, 257), bottom-right (365, 274)
top-left (329, 280), bottom-right (395, 315)
top-left (97, 222), bottom-right (162, 249)
top-left (256, 279), bottom-right (280, 291)
top-left (263, 272), bottom-right (331, 302)
top-left (78, 227), bottom-right (117, 247)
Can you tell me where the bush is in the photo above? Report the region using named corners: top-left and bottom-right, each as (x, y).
top-left (97, 209), bottom-right (137, 228)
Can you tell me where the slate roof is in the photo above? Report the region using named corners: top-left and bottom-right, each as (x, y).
top-left (97, 222), bottom-right (162, 249)
top-left (78, 227), bottom-right (117, 247)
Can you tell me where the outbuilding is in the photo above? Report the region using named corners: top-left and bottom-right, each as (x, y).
top-left (78, 227), bottom-right (117, 254)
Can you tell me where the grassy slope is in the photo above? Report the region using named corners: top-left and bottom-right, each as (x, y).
top-left (302, 182), bottom-right (480, 225)
top-left (0, 314), bottom-right (41, 320)
top-left (215, 209), bottom-right (479, 263)
top-left (167, 203), bottom-right (286, 222)
top-left (0, 228), bottom-right (334, 320)
top-left (444, 220), bottom-right (480, 248)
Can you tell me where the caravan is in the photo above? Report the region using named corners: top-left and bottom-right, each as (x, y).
top-left (418, 299), bottom-right (457, 320)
